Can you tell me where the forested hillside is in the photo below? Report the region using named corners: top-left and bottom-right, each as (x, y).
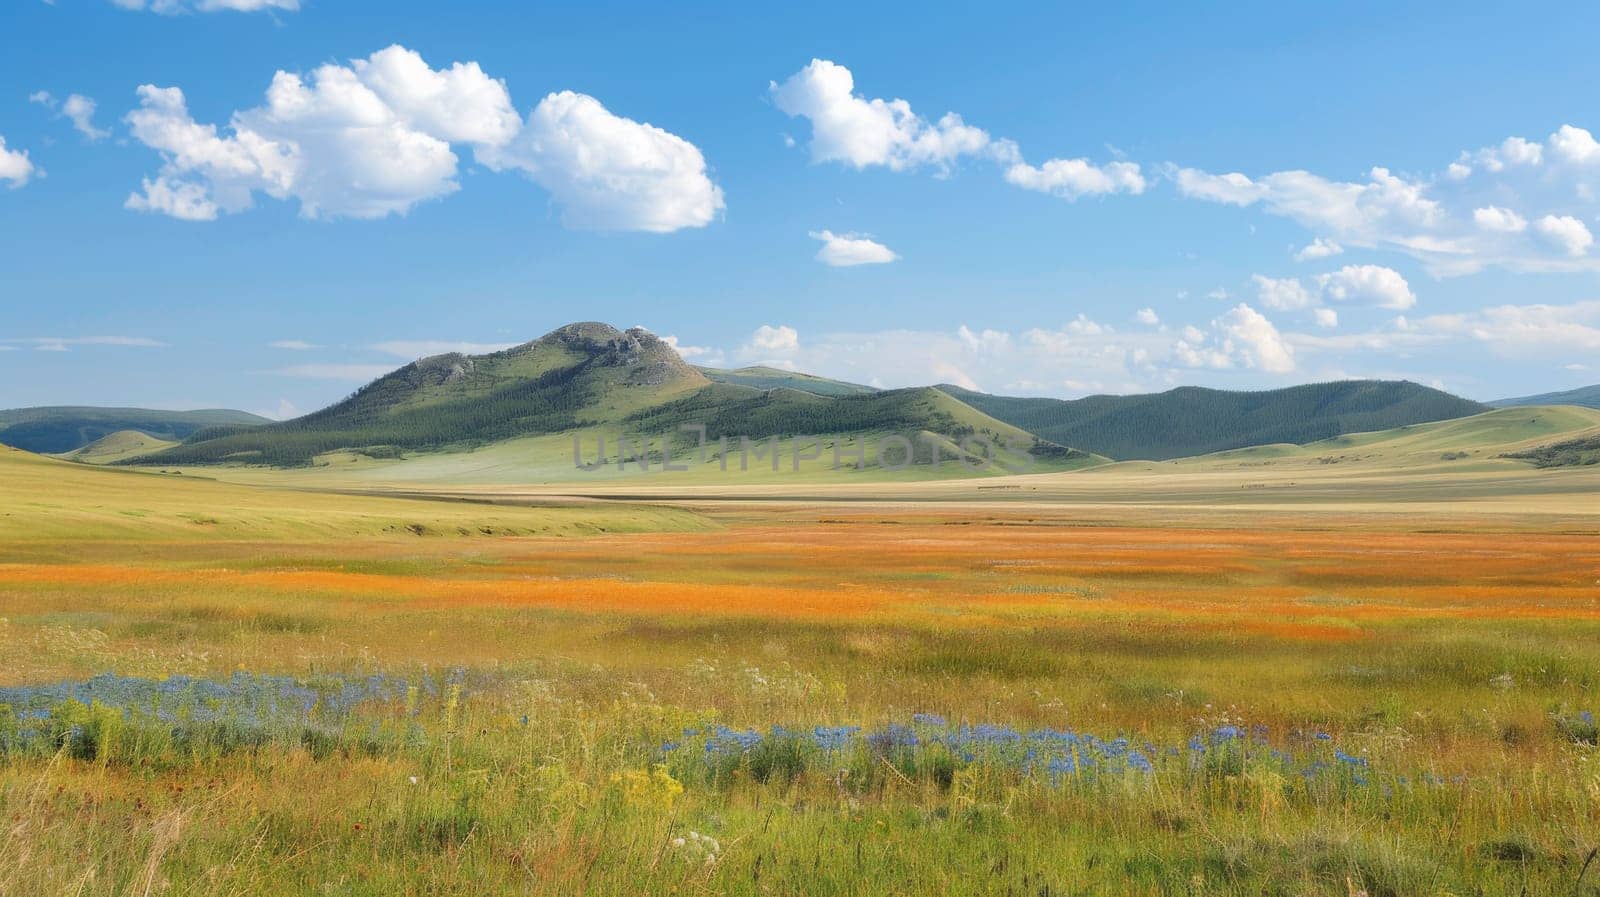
top-left (943, 381), bottom-right (1488, 461)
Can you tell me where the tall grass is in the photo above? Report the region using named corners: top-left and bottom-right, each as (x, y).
top-left (2, 516), bottom-right (1599, 893)
top-left (0, 659), bottom-right (1597, 896)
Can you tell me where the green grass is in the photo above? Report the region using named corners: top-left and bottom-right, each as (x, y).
top-left (0, 446), bottom-right (712, 542)
top-left (52, 429), bottom-right (179, 464)
top-left (3, 612), bottom-right (1599, 895)
top-left (1175, 405), bottom-right (1600, 472)
top-left (4, 428), bottom-right (1600, 894)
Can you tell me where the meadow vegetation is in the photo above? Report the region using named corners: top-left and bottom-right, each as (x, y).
top-left (1, 448), bottom-right (1598, 894)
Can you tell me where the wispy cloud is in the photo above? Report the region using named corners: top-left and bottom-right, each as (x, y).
top-left (31, 91), bottom-right (109, 141)
top-left (269, 339), bottom-right (320, 350)
top-left (267, 363), bottom-right (395, 381)
top-left (368, 340), bottom-right (518, 358)
top-left (109, 0), bottom-right (300, 14)
top-left (1171, 123), bottom-right (1600, 275)
top-left (3, 336), bottom-right (167, 352)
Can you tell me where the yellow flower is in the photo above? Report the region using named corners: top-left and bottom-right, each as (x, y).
top-left (610, 764), bottom-right (684, 810)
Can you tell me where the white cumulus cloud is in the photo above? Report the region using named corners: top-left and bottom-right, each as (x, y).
top-left (1211, 304), bottom-right (1296, 373)
top-left (480, 91), bottom-right (724, 232)
top-left (1252, 264), bottom-right (1415, 316)
top-left (809, 229), bottom-right (898, 266)
top-left (1251, 274), bottom-right (1317, 311)
top-left (1534, 214), bottom-right (1594, 257)
top-left (748, 324), bottom-right (800, 355)
top-left (0, 136), bottom-right (34, 188)
top-left (1294, 238), bottom-right (1344, 261)
top-left (769, 59), bottom-right (1000, 172)
top-left (125, 45), bottom-right (722, 231)
top-left (660, 334), bottom-right (718, 361)
top-left (1550, 125), bottom-right (1600, 164)
top-left (1473, 205), bottom-right (1527, 232)
top-left (1316, 264), bottom-right (1417, 310)
top-left (771, 58), bottom-right (1139, 205)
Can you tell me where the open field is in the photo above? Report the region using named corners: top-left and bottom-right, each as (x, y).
top-left (2, 446), bottom-right (1599, 895)
top-left (140, 408), bottom-right (1600, 523)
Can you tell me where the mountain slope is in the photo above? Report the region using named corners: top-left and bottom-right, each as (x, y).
top-left (142, 324), bottom-right (1084, 472)
top-left (1490, 384), bottom-right (1600, 410)
top-left (1166, 405), bottom-right (1600, 473)
top-left (55, 430), bottom-right (179, 464)
top-left (943, 380), bottom-right (1489, 461)
top-left (699, 366), bottom-right (876, 397)
top-left (144, 323), bottom-right (710, 466)
top-left (0, 407), bottom-right (268, 454)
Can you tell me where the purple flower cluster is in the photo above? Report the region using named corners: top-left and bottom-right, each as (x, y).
top-left (661, 716), bottom-right (1374, 787)
top-left (0, 671), bottom-right (465, 756)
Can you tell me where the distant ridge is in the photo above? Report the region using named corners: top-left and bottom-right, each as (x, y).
top-left (941, 380), bottom-right (1489, 461)
top-left (141, 323), bottom-right (1076, 471)
top-left (0, 407), bottom-right (268, 454)
top-left (1490, 384), bottom-right (1600, 411)
top-left (77, 325), bottom-right (1520, 471)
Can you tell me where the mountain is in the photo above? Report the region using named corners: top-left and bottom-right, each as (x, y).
top-left (143, 323), bottom-right (708, 466)
top-left (699, 366), bottom-right (876, 397)
top-left (141, 323), bottom-right (1083, 472)
top-left (0, 406), bottom-right (268, 454)
top-left (941, 380), bottom-right (1490, 461)
top-left (1490, 384), bottom-right (1600, 411)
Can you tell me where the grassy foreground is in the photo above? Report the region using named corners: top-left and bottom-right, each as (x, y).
top-left (1, 449), bottom-right (1599, 895)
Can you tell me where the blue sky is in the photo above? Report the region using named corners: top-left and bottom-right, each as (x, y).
top-left (3, 0), bottom-right (1600, 417)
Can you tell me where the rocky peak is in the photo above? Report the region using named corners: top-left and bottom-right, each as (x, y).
top-left (405, 353), bottom-right (475, 386)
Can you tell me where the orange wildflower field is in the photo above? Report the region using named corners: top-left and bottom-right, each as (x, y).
top-left (4, 511), bottom-right (1597, 633)
top-left (4, 500), bottom-right (1600, 895)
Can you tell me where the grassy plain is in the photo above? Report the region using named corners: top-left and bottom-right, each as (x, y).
top-left (2, 437), bottom-right (1599, 895)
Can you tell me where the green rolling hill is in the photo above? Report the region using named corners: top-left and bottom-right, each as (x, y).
top-left (54, 429), bottom-right (180, 464)
top-left (0, 406), bottom-right (268, 454)
top-left (1490, 384), bottom-right (1600, 411)
top-left (141, 323), bottom-right (1086, 475)
top-left (1169, 405), bottom-right (1600, 472)
top-left (120, 323), bottom-right (1563, 478)
top-left (941, 380), bottom-right (1489, 461)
